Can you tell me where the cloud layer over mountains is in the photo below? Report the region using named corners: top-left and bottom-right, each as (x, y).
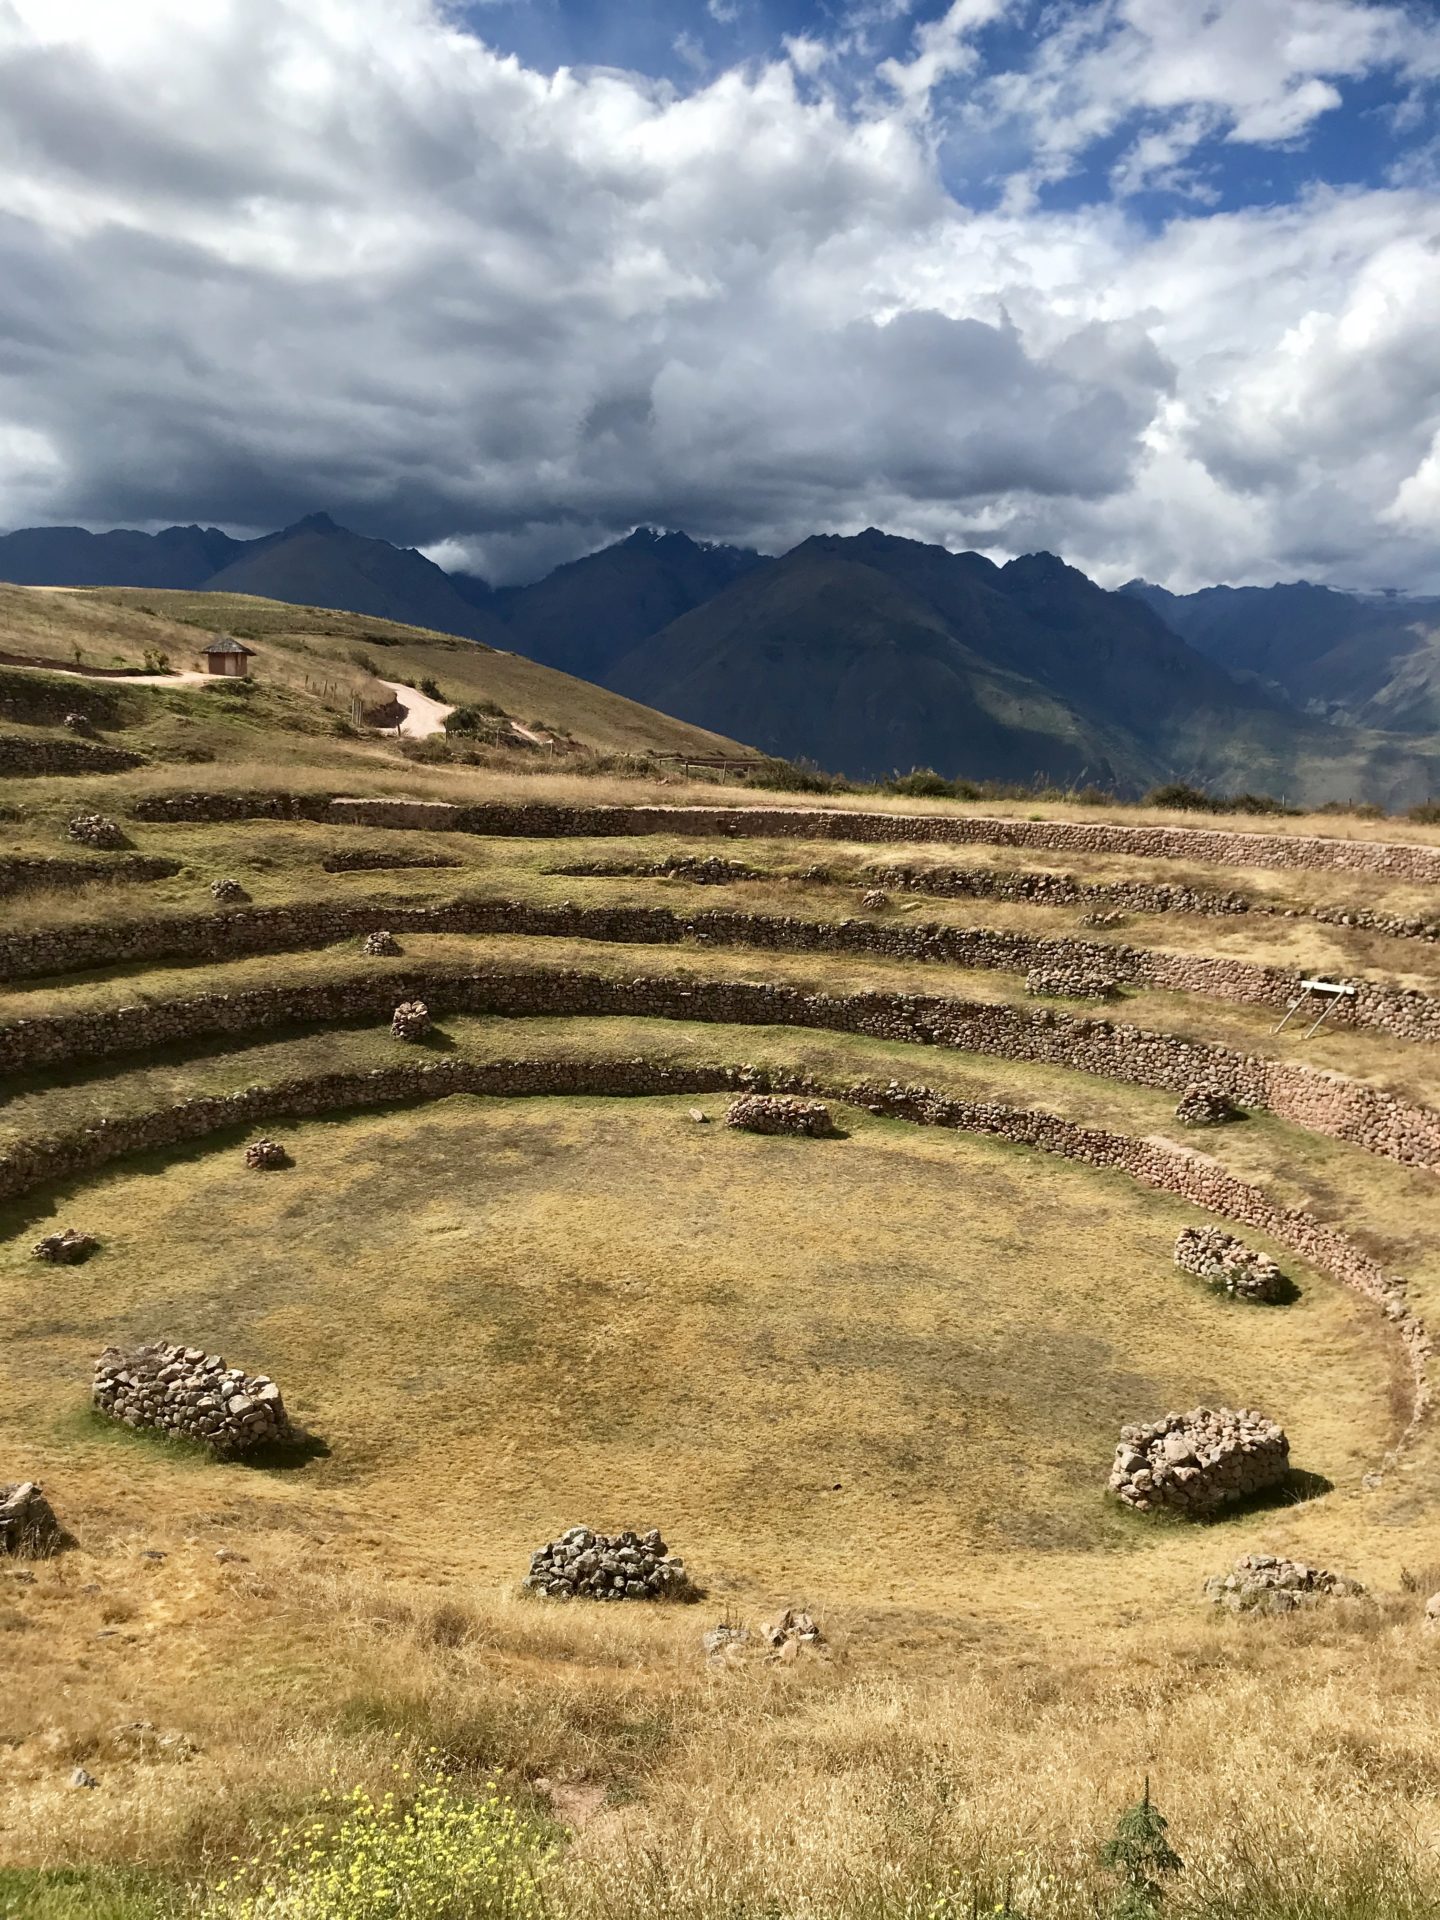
top-left (1, 0), bottom-right (1439, 588)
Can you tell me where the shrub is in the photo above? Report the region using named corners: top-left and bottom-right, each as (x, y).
top-left (1144, 782), bottom-right (1217, 812)
top-left (444, 702), bottom-right (507, 736)
top-left (418, 677), bottom-right (443, 701)
top-left (348, 649), bottom-right (382, 676)
top-left (207, 1777), bottom-right (551, 1920)
top-left (1408, 801), bottom-right (1440, 825)
top-left (742, 757), bottom-right (845, 794)
top-left (888, 767), bottom-right (956, 798)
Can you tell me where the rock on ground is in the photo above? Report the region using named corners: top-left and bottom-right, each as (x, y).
top-left (0, 1482), bottom-right (65, 1557)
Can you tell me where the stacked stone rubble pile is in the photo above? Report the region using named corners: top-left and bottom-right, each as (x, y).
top-left (62, 712), bottom-right (94, 734)
top-left (1175, 1226), bottom-right (1285, 1302)
top-left (0, 1482), bottom-right (64, 1556)
top-left (209, 877), bottom-right (249, 903)
top-left (32, 1227), bottom-right (97, 1264)
top-left (65, 813), bottom-right (126, 850)
top-left (1175, 1084), bottom-right (1243, 1126)
top-left (761, 1607), bottom-right (824, 1655)
top-left (860, 889), bottom-right (889, 910)
top-left (1110, 1407), bottom-right (1290, 1513)
top-left (1025, 965), bottom-right (1119, 1000)
top-left (524, 1526), bottom-right (692, 1600)
top-left (1204, 1553), bottom-right (1363, 1613)
top-left (93, 1341), bottom-right (291, 1454)
top-left (243, 1137), bottom-right (289, 1170)
top-left (725, 1094), bottom-right (835, 1135)
top-left (363, 930), bottom-right (402, 955)
top-left (390, 998), bottom-right (430, 1040)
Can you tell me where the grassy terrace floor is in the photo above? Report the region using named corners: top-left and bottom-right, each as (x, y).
top-left (10, 809), bottom-right (1440, 995)
top-left (10, 745), bottom-right (1440, 1916)
top-left (6, 921), bottom-right (1440, 1120)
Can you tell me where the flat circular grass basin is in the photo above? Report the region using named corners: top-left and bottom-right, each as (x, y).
top-left (3, 1094), bottom-right (1396, 1613)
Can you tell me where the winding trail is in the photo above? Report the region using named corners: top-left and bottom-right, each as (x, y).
top-left (376, 679), bottom-right (454, 738)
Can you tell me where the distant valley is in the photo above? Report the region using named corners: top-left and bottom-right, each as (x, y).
top-left (5, 512), bottom-right (1440, 806)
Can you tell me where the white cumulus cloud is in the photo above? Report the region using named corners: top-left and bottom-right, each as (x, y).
top-left (0, 0), bottom-right (1437, 588)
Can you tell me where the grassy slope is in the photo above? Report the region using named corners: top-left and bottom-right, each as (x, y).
top-left (0, 583), bottom-right (753, 760)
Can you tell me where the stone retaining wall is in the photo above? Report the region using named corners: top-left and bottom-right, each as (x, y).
top-left (871, 862), bottom-right (1440, 945)
top-left (130, 791), bottom-right (1440, 882)
top-left (5, 894), bottom-right (1440, 1047)
top-left (0, 1056), bottom-right (1427, 1459)
top-left (0, 854), bottom-right (181, 897)
top-left (4, 961), bottom-right (1439, 1170)
top-left (0, 734), bottom-right (141, 776)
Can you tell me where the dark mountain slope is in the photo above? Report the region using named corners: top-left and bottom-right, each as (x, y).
top-left (607, 533), bottom-right (1440, 803)
top-left (200, 513), bottom-right (510, 646)
top-left (0, 522), bottom-right (246, 588)
top-left (607, 542), bottom-right (1159, 787)
top-left (493, 526), bottom-right (764, 680)
top-left (1127, 579), bottom-right (1440, 731)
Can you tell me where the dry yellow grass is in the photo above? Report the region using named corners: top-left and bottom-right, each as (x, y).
top-left (10, 723), bottom-right (1440, 1916)
top-left (1, 1096), bottom-right (1430, 1902)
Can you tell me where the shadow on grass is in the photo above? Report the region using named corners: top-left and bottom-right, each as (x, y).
top-left (63, 1403), bottom-right (329, 1474)
top-left (1108, 1466), bottom-right (1336, 1538)
top-left (0, 1864), bottom-right (176, 1920)
top-left (408, 1025), bottom-right (459, 1053)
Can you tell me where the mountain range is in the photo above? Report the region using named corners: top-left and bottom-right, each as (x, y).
top-left (1124, 579), bottom-right (1440, 734)
top-left (5, 511), bottom-right (1440, 804)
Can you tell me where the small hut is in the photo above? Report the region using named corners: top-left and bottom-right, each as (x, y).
top-left (201, 636), bottom-right (255, 678)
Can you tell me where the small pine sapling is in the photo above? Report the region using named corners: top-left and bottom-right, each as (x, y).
top-left (1100, 1777), bottom-right (1182, 1918)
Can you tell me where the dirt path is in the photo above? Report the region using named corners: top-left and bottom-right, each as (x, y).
top-left (377, 680), bottom-right (454, 738)
top-left (0, 657), bottom-right (210, 687)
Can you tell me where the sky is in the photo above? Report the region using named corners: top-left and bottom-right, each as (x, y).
top-left (0, 1), bottom-right (1438, 590)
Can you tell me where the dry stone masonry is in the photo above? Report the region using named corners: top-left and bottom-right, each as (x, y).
top-left (1174, 1227), bottom-right (1286, 1302)
top-left (391, 998), bottom-right (431, 1040)
top-left (132, 790), bottom-right (1440, 882)
top-left (1204, 1553), bottom-right (1363, 1613)
top-left (726, 1093), bottom-right (836, 1135)
top-left (523, 1526), bottom-right (693, 1600)
top-left (65, 812), bottom-right (126, 850)
top-left (243, 1137), bottom-right (290, 1171)
top-left (322, 849), bottom-right (459, 872)
top-left (362, 930), bottom-right (402, 956)
top-left (1110, 1407), bottom-right (1290, 1514)
top-left (8, 961), bottom-right (1440, 1174)
top-left (10, 890), bottom-right (1440, 1052)
top-left (555, 853), bottom-right (764, 885)
top-left (1175, 1084), bottom-right (1243, 1126)
top-left (32, 1227), bottom-right (98, 1264)
top-left (93, 1340), bottom-right (291, 1454)
top-left (1025, 965), bottom-right (1120, 1000)
top-left (0, 1482), bottom-right (64, 1556)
